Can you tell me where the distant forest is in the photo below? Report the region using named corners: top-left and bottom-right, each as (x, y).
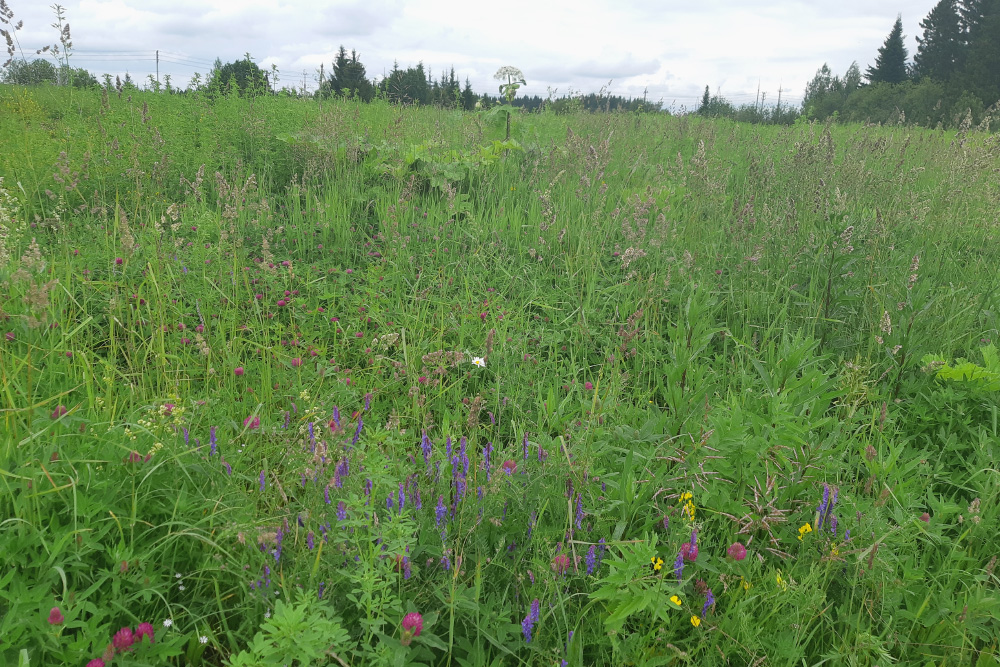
top-left (2, 0), bottom-right (998, 128)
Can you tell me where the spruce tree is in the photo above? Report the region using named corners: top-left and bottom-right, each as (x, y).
top-left (958, 0), bottom-right (1000, 104)
top-left (914, 0), bottom-right (963, 80)
top-left (865, 15), bottom-right (910, 84)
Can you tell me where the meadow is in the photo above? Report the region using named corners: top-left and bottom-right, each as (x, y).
top-left (1, 84), bottom-right (999, 667)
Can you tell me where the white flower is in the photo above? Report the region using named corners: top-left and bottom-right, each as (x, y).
top-left (199, 635), bottom-right (208, 644)
top-left (163, 618), bottom-right (173, 628)
top-left (178, 584), bottom-right (185, 590)
top-left (264, 610), bottom-right (271, 619)
top-left (175, 573), bottom-right (182, 578)
top-left (471, 357), bottom-right (486, 368)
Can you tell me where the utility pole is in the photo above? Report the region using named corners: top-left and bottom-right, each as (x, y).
top-left (156, 49), bottom-right (159, 86)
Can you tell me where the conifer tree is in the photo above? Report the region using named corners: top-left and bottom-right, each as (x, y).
top-left (914, 0), bottom-right (963, 80)
top-left (865, 15), bottom-right (910, 84)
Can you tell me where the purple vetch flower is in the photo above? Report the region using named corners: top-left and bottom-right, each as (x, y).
top-left (221, 456), bottom-right (232, 475)
top-left (845, 529), bottom-right (851, 541)
top-left (527, 510), bottom-right (537, 539)
top-left (283, 411), bottom-right (290, 429)
top-left (259, 470), bottom-right (266, 492)
top-left (575, 494), bottom-right (584, 530)
top-left (830, 514), bottom-right (839, 535)
top-left (308, 422), bottom-right (315, 451)
top-left (483, 442), bottom-right (493, 481)
top-left (317, 581), bottom-right (325, 600)
top-left (817, 484), bottom-right (830, 528)
top-left (183, 427), bottom-right (189, 447)
top-left (585, 545), bottom-right (597, 575)
top-left (674, 551), bottom-right (684, 581)
top-left (691, 529), bottom-right (697, 548)
top-left (403, 555), bottom-right (412, 579)
top-left (307, 531), bottom-right (315, 550)
top-left (421, 431), bottom-right (432, 466)
top-left (415, 485), bottom-right (422, 509)
top-left (398, 483), bottom-right (406, 511)
top-left (364, 392), bottom-right (372, 412)
top-left (352, 418), bottom-right (363, 447)
top-left (441, 555), bottom-right (451, 571)
top-left (387, 495), bottom-right (394, 511)
top-left (209, 426), bottom-right (217, 456)
top-left (522, 599), bottom-right (540, 643)
top-left (336, 501), bottom-right (347, 521)
top-left (702, 589), bottom-right (715, 617)
top-left (523, 432), bottom-right (529, 460)
top-left (324, 485), bottom-right (331, 504)
top-left (663, 514), bottom-right (669, 531)
top-left (331, 406), bottom-right (341, 430)
top-left (598, 538), bottom-right (606, 568)
top-left (298, 514), bottom-right (305, 527)
top-left (274, 529), bottom-right (284, 563)
top-left (446, 437), bottom-right (452, 459)
top-left (435, 496), bottom-right (447, 529)
top-left (364, 478), bottom-right (372, 503)
top-left (477, 486), bottom-right (483, 500)
top-left (301, 472), bottom-right (307, 487)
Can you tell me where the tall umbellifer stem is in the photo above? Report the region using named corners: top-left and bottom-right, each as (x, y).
top-left (493, 66), bottom-right (526, 141)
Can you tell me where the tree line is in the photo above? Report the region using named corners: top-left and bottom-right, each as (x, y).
top-left (799, 0), bottom-right (999, 127)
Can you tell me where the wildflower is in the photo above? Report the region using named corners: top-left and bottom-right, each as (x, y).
top-left (50, 405), bottom-right (68, 420)
top-left (199, 635), bottom-right (208, 644)
top-left (398, 483), bottom-right (406, 511)
top-left (115, 257), bottom-right (123, 265)
top-left (586, 545), bottom-right (597, 575)
top-left (502, 459), bottom-right (517, 475)
top-left (113, 627), bottom-right (135, 651)
top-left (244, 414), bottom-right (260, 430)
top-left (522, 432), bottom-right (529, 460)
top-left (650, 556), bottom-right (664, 572)
top-left (727, 542), bottom-right (747, 561)
top-left (741, 577), bottom-right (752, 591)
top-left (86, 660), bottom-right (106, 667)
top-left (681, 541), bottom-right (699, 562)
top-left (421, 431), bottom-right (432, 465)
top-left (702, 589), bottom-right (715, 617)
top-left (163, 618), bottom-right (173, 628)
top-left (690, 615), bottom-right (701, 627)
top-left (259, 470), bottom-right (266, 492)
top-left (471, 357), bottom-right (485, 368)
top-left (318, 581), bottom-right (325, 600)
top-left (48, 607), bottom-right (64, 625)
top-left (674, 551), bottom-right (684, 581)
top-left (797, 523), bottom-right (813, 540)
top-left (521, 598), bottom-right (540, 642)
top-left (919, 512), bottom-right (930, 523)
top-left (575, 494), bottom-right (584, 530)
top-left (234, 366), bottom-right (244, 376)
top-left (401, 612), bottom-right (423, 646)
top-left (291, 357), bottom-right (302, 367)
top-left (775, 570), bottom-right (788, 592)
top-left (435, 496), bottom-right (447, 529)
top-left (584, 381), bottom-right (593, 390)
top-left (552, 553), bottom-right (571, 574)
top-left (134, 622), bottom-right (154, 643)
top-left (337, 501), bottom-right (347, 521)
top-left (209, 426), bottom-right (217, 456)
top-left (669, 595), bottom-right (682, 607)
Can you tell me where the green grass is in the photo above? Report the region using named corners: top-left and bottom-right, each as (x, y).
top-left (1, 84), bottom-right (999, 667)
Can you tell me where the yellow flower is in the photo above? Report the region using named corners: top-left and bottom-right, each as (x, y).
top-left (741, 577), bottom-right (753, 591)
top-left (797, 523), bottom-right (813, 540)
top-left (678, 492), bottom-right (693, 503)
top-left (690, 615), bottom-right (701, 627)
top-left (650, 557), bottom-right (664, 572)
top-left (775, 571), bottom-right (788, 592)
top-left (669, 595), bottom-right (682, 607)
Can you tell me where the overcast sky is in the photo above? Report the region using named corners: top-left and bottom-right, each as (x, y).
top-left (5, 0), bottom-right (937, 109)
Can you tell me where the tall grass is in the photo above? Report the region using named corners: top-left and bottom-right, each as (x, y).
top-left (1, 84), bottom-right (999, 666)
